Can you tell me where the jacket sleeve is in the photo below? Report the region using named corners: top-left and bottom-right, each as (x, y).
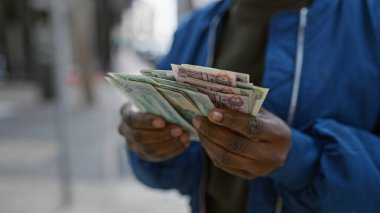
top-left (269, 118), bottom-right (380, 211)
top-left (125, 3), bottom-right (221, 196)
top-left (128, 142), bottom-right (202, 195)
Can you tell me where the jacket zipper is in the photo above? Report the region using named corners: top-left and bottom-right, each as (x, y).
top-left (202, 7), bottom-right (308, 213)
top-left (206, 16), bottom-right (222, 67)
top-left (200, 15), bottom-right (223, 213)
top-left (276, 7), bottom-right (309, 213)
top-left (287, 7), bottom-right (309, 126)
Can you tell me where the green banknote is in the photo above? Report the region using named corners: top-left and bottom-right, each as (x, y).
top-left (155, 87), bottom-right (202, 123)
top-left (105, 77), bottom-right (198, 140)
top-left (108, 73), bottom-right (215, 116)
top-left (140, 69), bottom-right (176, 81)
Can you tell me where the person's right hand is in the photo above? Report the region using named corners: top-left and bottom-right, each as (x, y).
top-left (119, 103), bottom-right (191, 162)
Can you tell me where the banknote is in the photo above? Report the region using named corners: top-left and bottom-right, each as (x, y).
top-left (172, 64), bottom-right (238, 86)
top-left (172, 64), bottom-right (269, 115)
top-left (146, 77), bottom-right (215, 116)
top-left (176, 87), bottom-right (215, 116)
top-left (195, 87), bottom-right (250, 113)
top-left (237, 81), bottom-right (254, 89)
top-left (140, 69), bottom-right (176, 81)
top-left (111, 72), bottom-right (198, 92)
top-left (182, 64), bottom-right (250, 83)
top-left (173, 75), bottom-right (255, 111)
top-left (146, 76), bottom-right (199, 92)
top-left (109, 73), bottom-right (215, 116)
top-left (105, 76), bottom-right (198, 140)
top-left (107, 64), bottom-right (269, 137)
top-left (108, 73), bottom-right (196, 107)
top-left (155, 87), bottom-right (202, 123)
top-left (108, 73), bottom-right (157, 86)
top-left (111, 70), bottom-right (268, 116)
top-left (250, 86), bottom-right (269, 116)
top-left (174, 74), bottom-right (241, 94)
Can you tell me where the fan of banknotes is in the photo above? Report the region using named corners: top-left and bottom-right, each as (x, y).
top-left (106, 64), bottom-right (269, 140)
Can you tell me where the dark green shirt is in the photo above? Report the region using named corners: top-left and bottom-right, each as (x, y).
top-left (206, 0), bottom-right (309, 212)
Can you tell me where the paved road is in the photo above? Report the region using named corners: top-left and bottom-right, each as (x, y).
top-left (0, 48), bottom-right (190, 213)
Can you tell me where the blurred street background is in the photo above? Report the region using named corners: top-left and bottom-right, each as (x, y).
top-left (0, 0), bottom-right (216, 212)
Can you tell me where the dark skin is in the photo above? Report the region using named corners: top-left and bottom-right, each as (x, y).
top-left (119, 103), bottom-right (291, 179)
top-left (119, 103), bottom-right (191, 162)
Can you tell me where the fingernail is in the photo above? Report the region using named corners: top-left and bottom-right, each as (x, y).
top-left (209, 110), bottom-right (223, 122)
top-left (170, 127), bottom-right (183, 137)
top-left (192, 117), bottom-right (201, 129)
top-left (152, 119), bottom-right (165, 128)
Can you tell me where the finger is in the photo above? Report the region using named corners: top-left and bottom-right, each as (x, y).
top-left (179, 132), bottom-right (191, 146)
top-left (124, 111), bottom-right (166, 130)
top-left (126, 138), bottom-right (145, 155)
top-left (210, 156), bottom-right (256, 180)
top-left (219, 166), bottom-right (256, 180)
top-left (127, 125), bottom-right (185, 144)
top-left (120, 103), bottom-right (134, 117)
top-left (200, 133), bottom-right (269, 177)
top-left (126, 138), bottom-right (175, 162)
top-left (193, 116), bottom-right (266, 159)
top-left (143, 138), bottom-right (189, 160)
top-left (206, 109), bottom-right (268, 140)
top-left (199, 133), bottom-right (253, 172)
top-left (119, 122), bottom-right (125, 136)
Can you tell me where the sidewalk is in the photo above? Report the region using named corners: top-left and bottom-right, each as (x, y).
top-left (0, 177), bottom-right (189, 213)
top-left (0, 48), bottom-right (190, 213)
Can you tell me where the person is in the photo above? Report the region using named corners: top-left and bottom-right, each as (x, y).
top-left (118, 0), bottom-right (380, 212)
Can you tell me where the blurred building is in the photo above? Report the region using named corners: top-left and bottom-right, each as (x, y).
top-left (0, 0), bottom-right (216, 96)
top-left (0, 0), bottom-right (132, 100)
top-left (0, 0), bottom-right (218, 213)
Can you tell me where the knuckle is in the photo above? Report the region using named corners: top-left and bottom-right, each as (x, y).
top-left (133, 130), bottom-right (171, 144)
top-left (125, 113), bottom-right (135, 126)
top-left (146, 131), bottom-right (169, 143)
top-left (119, 122), bottom-right (131, 137)
top-left (121, 105), bottom-right (133, 120)
top-left (201, 124), bottom-right (216, 138)
top-left (219, 151), bottom-right (230, 165)
top-left (227, 136), bottom-right (246, 153)
top-left (222, 112), bottom-right (235, 126)
top-left (130, 130), bottom-right (145, 142)
top-left (247, 117), bottom-right (263, 136)
top-left (126, 113), bottom-right (152, 128)
top-left (211, 158), bottom-right (222, 168)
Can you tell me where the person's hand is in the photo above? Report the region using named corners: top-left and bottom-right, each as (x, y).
top-left (192, 108), bottom-right (291, 179)
top-left (119, 103), bottom-right (191, 162)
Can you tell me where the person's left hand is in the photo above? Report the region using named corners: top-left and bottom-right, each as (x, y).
top-left (192, 108), bottom-right (291, 179)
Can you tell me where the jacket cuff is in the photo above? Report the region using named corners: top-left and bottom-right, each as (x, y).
top-left (269, 128), bottom-right (320, 190)
top-left (127, 142), bottom-right (202, 192)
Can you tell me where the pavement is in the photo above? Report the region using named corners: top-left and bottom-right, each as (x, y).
top-left (0, 48), bottom-right (190, 213)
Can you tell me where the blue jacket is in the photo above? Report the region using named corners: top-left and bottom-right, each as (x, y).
top-left (129, 0), bottom-right (380, 212)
